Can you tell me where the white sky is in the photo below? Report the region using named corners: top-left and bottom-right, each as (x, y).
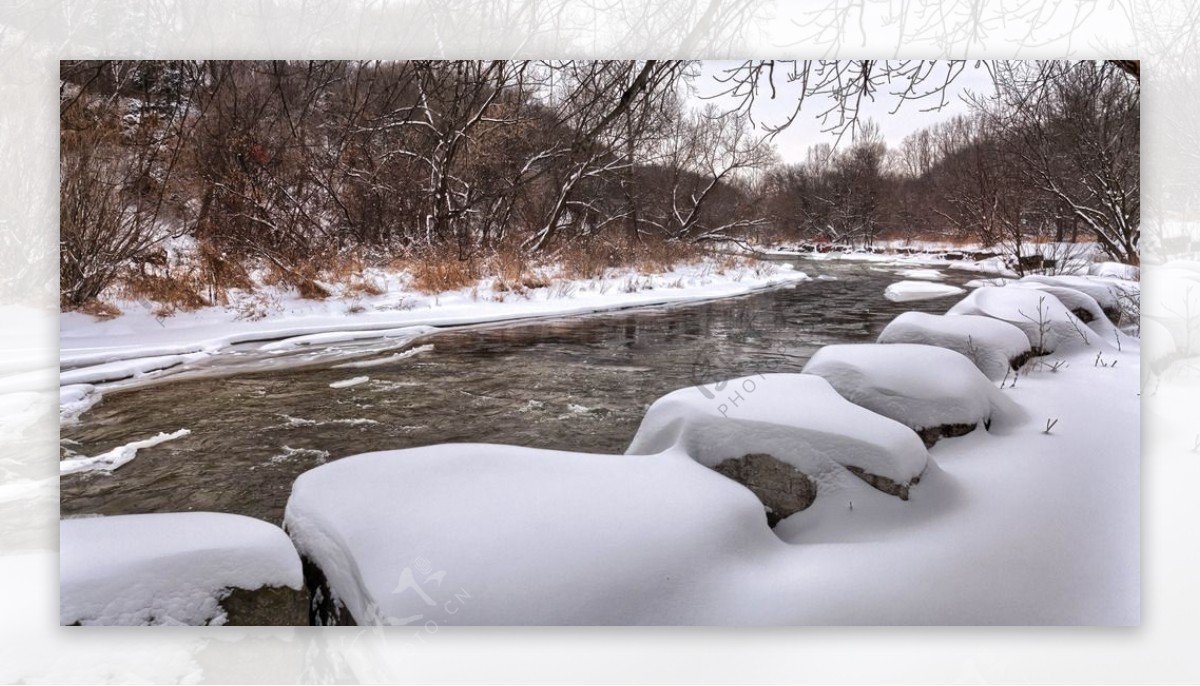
top-left (690, 61), bottom-right (997, 163)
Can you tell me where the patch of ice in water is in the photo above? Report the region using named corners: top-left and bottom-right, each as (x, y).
top-left (269, 446), bottom-right (330, 464)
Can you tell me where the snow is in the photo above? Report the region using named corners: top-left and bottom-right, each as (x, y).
top-left (884, 280), bottom-right (965, 302)
top-left (58, 353), bottom-right (204, 386)
top-left (784, 246), bottom-right (1016, 278)
top-left (1090, 261), bottom-right (1139, 280)
top-left (279, 339), bottom-right (1138, 625)
top-left (283, 443), bottom-right (785, 625)
top-left (328, 376), bottom-right (369, 389)
top-left (59, 259), bottom-right (811, 418)
top-left (895, 268), bottom-right (946, 280)
top-left (1011, 280), bottom-right (1118, 339)
top-left (1018, 274), bottom-right (1122, 313)
top-left (59, 384), bottom-right (100, 426)
top-left (802, 344), bottom-right (1026, 432)
top-left (59, 429), bottom-right (191, 476)
top-left (946, 286), bottom-right (1103, 353)
top-left (965, 277), bottom-right (1015, 289)
top-left (332, 344), bottom-right (434, 369)
top-left (626, 373), bottom-right (928, 487)
top-left (877, 312), bottom-right (1031, 380)
top-left (60, 512), bottom-right (302, 626)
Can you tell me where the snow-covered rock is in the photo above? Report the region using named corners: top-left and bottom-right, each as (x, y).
top-left (1011, 281), bottom-right (1121, 342)
top-left (1089, 261), bottom-right (1139, 280)
top-left (883, 280), bottom-right (965, 302)
top-left (626, 373), bottom-right (929, 499)
top-left (283, 444), bottom-right (783, 625)
top-left (60, 513), bottom-right (305, 626)
top-left (877, 312), bottom-right (1032, 380)
top-left (946, 286), bottom-right (1098, 353)
top-left (1017, 274), bottom-right (1123, 319)
top-left (802, 344), bottom-right (1026, 445)
top-left (895, 268), bottom-right (945, 280)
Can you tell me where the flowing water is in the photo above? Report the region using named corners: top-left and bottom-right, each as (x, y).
top-left (60, 260), bottom-right (973, 524)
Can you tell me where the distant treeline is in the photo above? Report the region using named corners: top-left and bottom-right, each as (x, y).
top-left (59, 60), bottom-right (1139, 309)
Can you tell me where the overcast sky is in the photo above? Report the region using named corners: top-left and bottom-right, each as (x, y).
top-left (690, 61), bottom-right (997, 163)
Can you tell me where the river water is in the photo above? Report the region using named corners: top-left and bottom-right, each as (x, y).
top-left (60, 260), bottom-right (973, 524)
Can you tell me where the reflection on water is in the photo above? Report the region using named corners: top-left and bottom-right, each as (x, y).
top-left (60, 261), bottom-right (971, 524)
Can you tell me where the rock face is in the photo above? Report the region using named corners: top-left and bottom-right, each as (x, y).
top-left (844, 466), bottom-right (919, 500)
top-left (221, 584), bottom-right (309, 626)
top-left (713, 454), bottom-right (817, 527)
top-left (299, 556), bottom-right (358, 626)
top-left (914, 422), bottom-right (979, 449)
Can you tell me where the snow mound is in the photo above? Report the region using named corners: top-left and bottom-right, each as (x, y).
top-left (283, 444), bottom-right (782, 625)
top-left (884, 280), bottom-right (965, 302)
top-left (945, 286), bottom-right (1098, 353)
top-left (1017, 274), bottom-right (1122, 315)
top-left (626, 373), bottom-right (928, 490)
top-left (1011, 281), bottom-right (1120, 340)
top-left (895, 268), bottom-right (945, 280)
top-left (964, 277), bottom-right (1015, 289)
top-left (877, 312), bottom-right (1031, 380)
top-left (1089, 261), bottom-right (1139, 280)
top-left (802, 344), bottom-right (1026, 437)
top-left (60, 512), bottom-right (302, 626)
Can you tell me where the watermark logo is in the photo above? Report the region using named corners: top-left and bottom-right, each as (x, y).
top-left (381, 556), bottom-right (471, 629)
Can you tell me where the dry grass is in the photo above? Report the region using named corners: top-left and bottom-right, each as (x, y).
top-left (404, 250), bottom-right (480, 294)
top-left (76, 298), bottom-right (122, 320)
top-left (120, 271), bottom-right (210, 316)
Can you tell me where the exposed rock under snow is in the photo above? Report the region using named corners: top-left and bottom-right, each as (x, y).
top-left (946, 286), bottom-right (1100, 353)
top-left (1018, 274), bottom-right (1123, 318)
top-left (283, 444), bottom-right (783, 625)
top-left (60, 513), bottom-right (304, 626)
top-left (626, 373), bottom-right (929, 498)
top-left (877, 312), bottom-right (1032, 380)
top-left (802, 343), bottom-right (1026, 445)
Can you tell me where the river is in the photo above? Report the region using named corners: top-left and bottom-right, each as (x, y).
top-left (60, 260), bottom-right (973, 524)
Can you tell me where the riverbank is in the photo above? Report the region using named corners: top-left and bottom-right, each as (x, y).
top-left (60, 257), bottom-right (810, 422)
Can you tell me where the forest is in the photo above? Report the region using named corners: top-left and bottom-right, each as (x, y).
top-left (59, 59), bottom-right (1140, 311)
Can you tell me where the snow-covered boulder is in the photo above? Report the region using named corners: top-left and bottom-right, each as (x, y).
top-left (626, 373), bottom-right (929, 501)
top-left (883, 280), bottom-right (965, 302)
top-left (1018, 274), bottom-right (1124, 321)
top-left (1011, 281), bottom-right (1120, 342)
top-left (945, 286), bottom-right (1097, 353)
top-left (877, 312), bottom-right (1032, 380)
top-left (1089, 261), bottom-right (1139, 280)
top-left (283, 444), bottom-right (782, 625)
top-left (60, 513), bottom-right (305, 626)
top-left (802, 344), bottom-right (1026, 446)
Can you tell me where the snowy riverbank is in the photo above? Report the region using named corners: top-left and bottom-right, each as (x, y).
top-left (60, 258), bottom-right (810, 422)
